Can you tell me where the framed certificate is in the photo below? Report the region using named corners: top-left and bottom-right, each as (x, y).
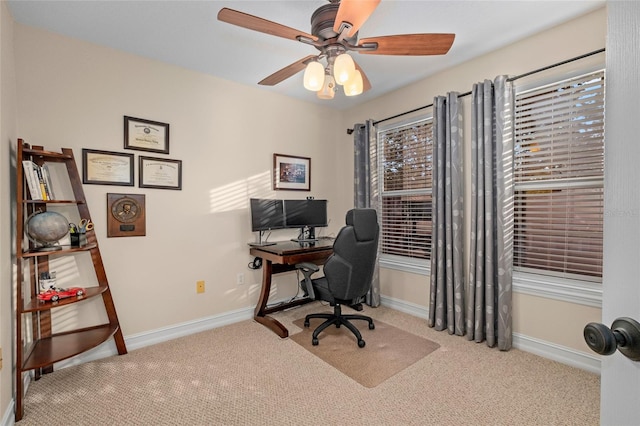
top-left (82, 149), bottom-right (134, 186)
top-left (124, 116), bottom-right (170, 154)
top-left (139, 156), bottom-right (182, 190)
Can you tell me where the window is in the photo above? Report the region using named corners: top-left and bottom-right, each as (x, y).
top-left (378, 116), bottom-right (433, 270)
top-left (513, 70), bottom-right (605, 282)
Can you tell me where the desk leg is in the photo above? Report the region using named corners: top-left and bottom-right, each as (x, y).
top-left (254, 260), bottom-right (289, 338)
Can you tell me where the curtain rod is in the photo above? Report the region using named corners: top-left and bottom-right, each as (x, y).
top-left (370, 48), bottom-right (605, 127)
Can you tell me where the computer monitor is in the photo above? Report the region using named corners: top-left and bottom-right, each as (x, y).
top-left (284, 199), bottom-right (328, 241)
top-left (250, 198), bottom-right (285, 232)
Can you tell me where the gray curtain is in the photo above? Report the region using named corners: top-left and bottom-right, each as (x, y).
top-left (353, 120), bottom-right (380, 307)
top-left (467, 76), bottom-right (513, 350)
top-left (428, 93), bottom-right (464, 334)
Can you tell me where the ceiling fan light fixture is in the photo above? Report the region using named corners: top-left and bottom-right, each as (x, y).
top-left (333, 53), bottom-right (355, 85)
top-left (317, 74), bottom-right (336, 99)
top-left (303, 61), bottom-right (325, 91)
top-left (344, 70), bottom-right (364, 96)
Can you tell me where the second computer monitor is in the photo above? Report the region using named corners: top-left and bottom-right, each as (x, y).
top-left (284, 199), bottom-right (327, 240)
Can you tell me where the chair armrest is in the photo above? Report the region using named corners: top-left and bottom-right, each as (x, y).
top-left (296, 262), bottom-right (319, 274)
top-left (296, 262), bottom-right (319, 299)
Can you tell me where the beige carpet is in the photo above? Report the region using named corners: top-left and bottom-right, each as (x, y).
top-left (17, 303), bottom-right (600, 425)
top-left (290, 316), bottom-right (440, 388)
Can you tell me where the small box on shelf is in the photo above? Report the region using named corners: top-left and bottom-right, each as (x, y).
top-left (70, 232), bottom-right (87, 248)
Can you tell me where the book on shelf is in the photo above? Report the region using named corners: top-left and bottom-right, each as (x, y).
top-left (41, 164), bottom-right (56, 200)
top-left (34, 166), bottom-right (48, 200)
top-left (21, 161), bottom-right (54, 201)
top-left (21, 160), bottom-right (42, 200)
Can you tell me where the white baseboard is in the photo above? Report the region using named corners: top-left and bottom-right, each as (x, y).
top-left (512, 333), bottom-right (601, 374)
top-left (1, 399), bottom-right (14, 426)
top-left (55, 306), bottom-right (254, 370)
top-left (379, 295), bottom-right (601, 374)
top-left (379, 295), bottom-right (429, 319)
top-left (3, 367), bottom-right (33, 426)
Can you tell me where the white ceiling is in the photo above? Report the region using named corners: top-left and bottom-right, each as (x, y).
top-left (7, 0), bottom-right (605, 110)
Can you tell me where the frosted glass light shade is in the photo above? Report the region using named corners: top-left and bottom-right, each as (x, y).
top-left (317, 75), bottom-right (335, 99)
top-left (303, 61), bottom-right (325, 91)
top-left (344, 70), bottom-right (363, 96)
top-left (333, 53), bottom-right (355, 85)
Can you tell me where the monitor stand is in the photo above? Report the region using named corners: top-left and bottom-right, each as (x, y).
top-left (291, 226), bottom-right (317, 243)
top-left (249, 230), bottom-right (276, 247)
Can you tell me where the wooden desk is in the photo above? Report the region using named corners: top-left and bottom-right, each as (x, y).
top-left (249, 239), bottom-right (333, 338)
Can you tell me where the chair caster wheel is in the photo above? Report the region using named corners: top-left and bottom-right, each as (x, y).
top-left (358, 340), bottom-right (366, 348)
top-left (304, 320), bottom-right (310, 328)
top-left (312, 338), bottom-right (319, 346)
top-left (369, 323), bottom-right (375, 330)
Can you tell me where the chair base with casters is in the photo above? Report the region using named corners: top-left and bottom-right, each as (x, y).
top-left (304, 303), bottom-right (375, 348)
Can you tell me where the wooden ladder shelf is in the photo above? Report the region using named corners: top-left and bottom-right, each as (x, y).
top-left (14, 139), bottom-right (127, 421)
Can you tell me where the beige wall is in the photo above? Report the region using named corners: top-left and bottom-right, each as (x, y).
top-left (337, 7), bottom-right (607, 354)
top-left (13, 24), bottom-right (343, 337)
top-left (0, 0), bottom-right (17, 419)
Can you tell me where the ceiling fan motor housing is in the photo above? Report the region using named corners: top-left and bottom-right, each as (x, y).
top-left (311, 3), bottom-right (358, 51)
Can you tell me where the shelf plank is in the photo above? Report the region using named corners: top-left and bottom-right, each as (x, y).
top-left (21, 243), bottom-right (98, 258)
top-left (23, 148), bottom-right (73, 160)
top-left (21, 199), bottom-right (85, 205)
top-left (22, 323), bottom-right (120, 370)
top-left (23, 285), bottom-right (109, 313)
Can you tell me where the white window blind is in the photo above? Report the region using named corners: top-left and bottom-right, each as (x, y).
top-left (514, 70), bottom-right (605, 280)
top-left (378, 117), bottom-right (433, 260)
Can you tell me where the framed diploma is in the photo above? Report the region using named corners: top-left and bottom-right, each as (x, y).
top-left (82, 149), bottom-right (134, 186)
top-left (139, 156), bottom-right (182, 190)
top-left (107, 193), bottom-right (146, 237)
top-left (124, 116), bottom-right (170, 154)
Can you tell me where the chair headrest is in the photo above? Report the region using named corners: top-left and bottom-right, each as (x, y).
top-left (345, 209), bottom-right (378, 242)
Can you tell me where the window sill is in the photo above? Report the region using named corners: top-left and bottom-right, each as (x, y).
top-left (513, 271), bottom-right (602, 308)
top-left (378, 257), bottom-right (602, 308)
top-left (379, 255), bottom-right (430, 276)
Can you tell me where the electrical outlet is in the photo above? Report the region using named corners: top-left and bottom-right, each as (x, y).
top-left (196, 280), bottom-right (205, 293)
top-left (237, 273), bottom-right (245, 285)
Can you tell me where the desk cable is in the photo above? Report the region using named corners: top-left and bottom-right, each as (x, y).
top-left (248, 257), bottom-right (262, 270)
top-left (265, 269), bottom-right (305, 310)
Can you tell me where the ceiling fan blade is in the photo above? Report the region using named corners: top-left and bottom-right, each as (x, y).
top-left (333, 0), bottom-right (381, 38)
top-left (258, 55), bottom-right (317, 86)
top-left (358, 34), bottom-right (455, 56)
top-left (353, 60), bottom-right (372, 93)
top-left (218, 8), bottom-right (318, 42)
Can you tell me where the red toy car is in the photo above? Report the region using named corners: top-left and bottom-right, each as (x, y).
top-left (37, 287), bottom-right (85, 302)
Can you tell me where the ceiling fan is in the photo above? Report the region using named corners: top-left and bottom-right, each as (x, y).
top-left (217, 0), bottom-right (455, 99)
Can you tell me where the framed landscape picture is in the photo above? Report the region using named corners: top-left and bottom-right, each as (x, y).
top-left (273, 153), bottom-right (310, 191)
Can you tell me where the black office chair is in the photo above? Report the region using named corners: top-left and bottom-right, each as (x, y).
top-left (296, 208), bottom-right (379, 348)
